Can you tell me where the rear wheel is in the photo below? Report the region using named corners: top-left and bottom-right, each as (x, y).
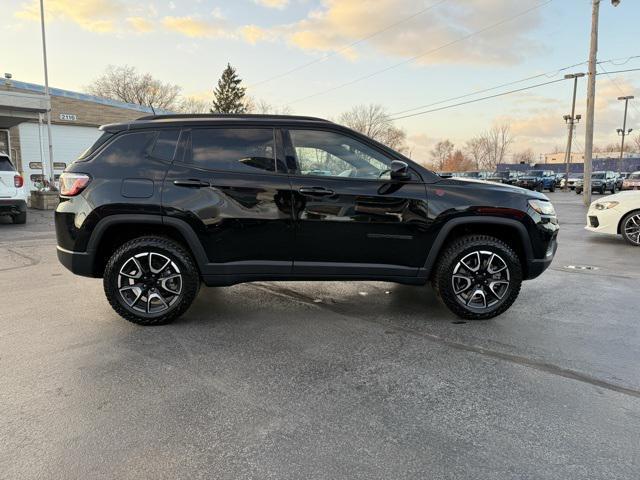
top-left (432, 235), bottom-right (523, 320)
top-left (576, 187), bottom-right (582, 194)
top-left (621, 211), bottom-right (640, 246)
top-left (12, 212), bottom-right (26, 224)
top-left (103, 236), bottom-right (200, 325)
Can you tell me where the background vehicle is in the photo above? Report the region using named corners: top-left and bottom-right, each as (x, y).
top-left (575, 171), bottom-right (616, 195)
top-left (586, 190), bottom-right (640, 246)
top-left (55, 114), bottom-right (558, 326)
top-left (622, 171), bottom-right (640, 190)
top-left (516, 170), bottom-right (556, 192)
top-left (487, 171), bottom-right (521, 185)
top-left (437, 171), bottom-right (453, 178)
top-left (0, 153), bottom-right (27, 224)
top-left (566, 173), bottom-right (583, 190)
top-left (554, 173), bottom-right (567, 189)
top-left (457, 171), bottom-right (492, 180)
top-left (615, 172), bottom-right (628, 191)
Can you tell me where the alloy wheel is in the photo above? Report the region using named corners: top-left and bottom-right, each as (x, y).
top-left (451, 250), bottom-right (511, 310)
top-left (624, 214), bottom-right (640, 245)
top-left (117, 252), bottom-right (183, 314)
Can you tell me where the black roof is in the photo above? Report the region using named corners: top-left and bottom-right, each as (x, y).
top-left (102, 113), bottom-right (332, 132)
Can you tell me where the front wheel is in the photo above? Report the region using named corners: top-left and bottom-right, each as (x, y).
top-left (549, 183), bottom-right (555, 193)
top-left (536, 183), bottom-right (543, 192)
top-left (621, 211), bottom-right (640, 246)
top-left (576, 188), bottom-right (582, 194)
top-left (432, 235), bottom-right (523, 320)
top-left (103, 236), bottom-right (200, 325)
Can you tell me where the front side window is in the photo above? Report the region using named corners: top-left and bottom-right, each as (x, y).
top-left (189, 128), bottom-right (275, 173)
top-left (289, 129), bottom-right (394, 180)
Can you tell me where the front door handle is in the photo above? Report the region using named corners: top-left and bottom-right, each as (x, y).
top-left (173, 179), bottom-right (210, 188)
top-left (298, 187), bottom-right (334, 196)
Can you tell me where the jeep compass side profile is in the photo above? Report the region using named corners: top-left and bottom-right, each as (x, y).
top-left (55, 114), bottom-right (558, 325)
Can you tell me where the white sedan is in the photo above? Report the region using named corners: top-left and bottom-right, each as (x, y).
top-left (585, 190), bottom-right (640, 246)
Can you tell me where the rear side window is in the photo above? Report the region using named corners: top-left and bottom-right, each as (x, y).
top-left (0, 156), bottom-right (15, 172)
top-left (189, 128), bottom-right (275, 173)
top-left (151, 129), bottom-right (180, 162)
top-left (94, 131), bottom-right (157, 167)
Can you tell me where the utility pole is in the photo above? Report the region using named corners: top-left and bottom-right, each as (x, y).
top-left (584, 0), bottom-right (622, 206)
top-left (39, 0), bottom-right (55, 190)
top-left (616, 95), bottom-right (634, 171)
top-left (563, 73), bottom-right (584, 191)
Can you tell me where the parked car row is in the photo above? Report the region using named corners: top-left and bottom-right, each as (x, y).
top-left (437, 169), bottom-right (640, 195)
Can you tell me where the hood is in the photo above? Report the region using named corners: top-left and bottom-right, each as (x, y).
top-left (445, 177), bottom-right (548, 200)
top-left (592, 190), bottom-right (640, 203)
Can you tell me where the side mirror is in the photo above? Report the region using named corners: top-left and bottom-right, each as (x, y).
top-left (390, 160), bottom-right (411, 181)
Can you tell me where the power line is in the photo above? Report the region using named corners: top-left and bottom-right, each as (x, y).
top-left (597, 62), bottom-right (640, 117)
top-left (388, 67), bottom-right (640, 121)
top-left (285, 0), bottom-right (554, 105)
top-left (246, 0), bottom-right (449, 90)
top-left (390, 55), bottom-right (640, 117)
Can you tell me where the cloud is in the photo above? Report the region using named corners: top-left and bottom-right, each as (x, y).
top-left (15, 0), bottom-right (125, 32)
top-left (126, 17), bottom-right (154, 33)
top-left (240, 25), bottom-right (273, 44)
top-left (280, 0), bottom-right (547, 65)
top-left (161, 15), bottom-right (232, 38)
top-left (254, 0), bottom-right (289, 9)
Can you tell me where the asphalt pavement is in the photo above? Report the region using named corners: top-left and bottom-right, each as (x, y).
top-left (1, 192), bottom-right (639, 480)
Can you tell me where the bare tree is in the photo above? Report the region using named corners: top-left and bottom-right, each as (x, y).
top-left (443, 150), bottom-right (474, 171)
top-left (513, 148), bottom-right (535, 165)
top-left (86, 65), bottom-right (181, 110)
top-left (430, 140), bottom-right (454, 171)
top-left (177, 96), bottom-right (210, 114)
top-left (633, 134), bottom-right (640, 153)
top-left (464, 137), bottom-right (488, 170)
top-left (339, 104), bottom-right (407, 152)
top-left (244, 96), bottom-right (292, 115)
top-left (482, 124), bottom-right (513, 170)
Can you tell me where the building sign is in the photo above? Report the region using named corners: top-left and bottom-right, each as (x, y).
top-left (59, 113), bottom-right (77, 121)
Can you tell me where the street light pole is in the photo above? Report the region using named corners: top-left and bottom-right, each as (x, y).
top-left (563, 73), bottom-right (584, 191)
top-left (583, 0), bottom-right (622, 207)
top-left (617, 95), bottom-right (634, 171)
top-left (39, 0), bottom-right (55, 190)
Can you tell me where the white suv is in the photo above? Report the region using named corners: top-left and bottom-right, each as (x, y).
top-left (0, 153), bottom-right (27, 224)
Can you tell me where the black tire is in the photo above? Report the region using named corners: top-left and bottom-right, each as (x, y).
top-left (621, 211), bottom-right (640, 246)
top-left (12, 212), bottom-right (26, 224)
top-left (610, 184), bottom-right (616, 194)
top-left (536, 182), bottom-right (543, 192)
top-left (600, 186), bottom-right (606, 195)
top-left (432, 235), bottom-right (523, 320)
top-left (103, 236), bottom-right (200, 325)
top-left (576, 188), bottom-right (582, 194)
top-left (549, 183), bottom-right (555, 193)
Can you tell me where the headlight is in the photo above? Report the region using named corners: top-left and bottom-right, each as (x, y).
top-left (594, 201), bottom-right (619, 210)
top-left (528, 199), bottom-right (556, 215)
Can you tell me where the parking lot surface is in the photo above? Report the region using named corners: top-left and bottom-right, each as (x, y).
top-left (1, 192), bottom-right (639, 479)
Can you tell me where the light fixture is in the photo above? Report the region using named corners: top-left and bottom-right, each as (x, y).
top-left (611, 0), bottom-right (621, 6)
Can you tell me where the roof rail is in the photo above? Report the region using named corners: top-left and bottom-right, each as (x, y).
top-left (135, 113), bottom-right (332, 122)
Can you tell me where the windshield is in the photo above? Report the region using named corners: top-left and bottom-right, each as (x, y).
top-left (629, 173), bottom-right (640, 179)
top-left (0, 156), bottom-right (15, 172)
top-left (525, 170), bottom-right (544, 176)
top-left (592, 173), bottom-right (605, 179)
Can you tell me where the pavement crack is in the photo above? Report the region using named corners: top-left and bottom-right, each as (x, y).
top-left (251, 282), bottom-right (640, 400)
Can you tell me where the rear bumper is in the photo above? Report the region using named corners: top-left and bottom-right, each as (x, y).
top-left (0, 199), bottom-right (27, 215)
top-left (56, 246), bottom-right (96, 277)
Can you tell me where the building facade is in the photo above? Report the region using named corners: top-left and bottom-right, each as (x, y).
top-left (0, 78), bottom-right (161, 192)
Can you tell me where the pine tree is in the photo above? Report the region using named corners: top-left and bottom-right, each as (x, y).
top-left (211, 63), bottom-right (247, 114)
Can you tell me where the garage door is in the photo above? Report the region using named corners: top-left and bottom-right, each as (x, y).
top-left (18, 122), bottom-right (101, 191)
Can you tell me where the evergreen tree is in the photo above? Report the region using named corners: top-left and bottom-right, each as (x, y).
top-left (211, 63), bottom-right (247, 114)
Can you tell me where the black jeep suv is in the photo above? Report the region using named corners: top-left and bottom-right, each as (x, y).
top-left (55, 114), bottom-right (558, 325)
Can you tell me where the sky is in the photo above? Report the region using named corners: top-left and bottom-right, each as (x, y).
top-left (2, 0), bottom-right (640, 163)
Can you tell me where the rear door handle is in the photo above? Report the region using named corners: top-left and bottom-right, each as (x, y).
top-left (173, 179), bottom-right (210, 188)
top-left (298, 187), bottom-right (334, 196)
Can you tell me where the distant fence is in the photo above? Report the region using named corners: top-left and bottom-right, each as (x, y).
top-left (497, 157), bottom-right (640, 174)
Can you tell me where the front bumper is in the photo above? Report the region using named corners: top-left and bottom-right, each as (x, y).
top-left (584, 205), bottom-right (622, 235)
top-left (0, 199), bottom-right (27, 216)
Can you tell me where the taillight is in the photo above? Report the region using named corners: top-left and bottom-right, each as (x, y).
top-left (14, 175), bottom-right (24, 188)
top-left (59, 173), bottom-right (91, 196)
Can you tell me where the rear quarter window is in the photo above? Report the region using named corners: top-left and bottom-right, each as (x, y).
top-left (0, 156), bottom-right (15, 171)
top-left (93, 131), bottom-right (158, 167)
